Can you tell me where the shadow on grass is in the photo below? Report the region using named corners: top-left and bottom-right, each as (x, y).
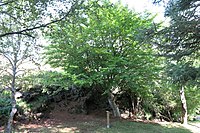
top-left (7, 117), bottom-right (106, 133)
top-left (0, 119), bottom-right (192, 133)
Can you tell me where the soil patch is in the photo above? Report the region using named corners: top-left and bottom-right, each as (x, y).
top-left (0, 109), bottom-right (115, 133)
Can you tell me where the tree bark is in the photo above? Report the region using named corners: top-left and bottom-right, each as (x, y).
top-left (6, 95), bottom-right (17, 133)
top-left (108, 92), bottom-right (120, 117)
top-left (6, 62), bottom-right (17, 133)
top-left (131, 94), bottom-right (140, 115)
top-left (180, 85), bottom-right (187, 125)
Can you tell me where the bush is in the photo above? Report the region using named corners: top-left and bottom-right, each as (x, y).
top-left (0, 90), bottom-right (11, 126)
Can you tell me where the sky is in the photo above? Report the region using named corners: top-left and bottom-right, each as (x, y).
top-left (110, 0), bottom-right (166, 22)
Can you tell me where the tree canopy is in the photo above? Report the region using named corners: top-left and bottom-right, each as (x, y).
top-left (44, 0), bottom-right (160, 93)
top-left (156, 0), bottom-right (199, 60)
top-left (44, 0), bottom-right (161, 117)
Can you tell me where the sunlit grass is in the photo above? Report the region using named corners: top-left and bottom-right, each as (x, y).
top-left (95, 121), bottom-right (191, 133)
top-left (12, 120), bottom-right (194, 133)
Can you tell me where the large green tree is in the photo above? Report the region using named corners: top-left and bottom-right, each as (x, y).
top-left (44, 0), bottom-right (160, 117)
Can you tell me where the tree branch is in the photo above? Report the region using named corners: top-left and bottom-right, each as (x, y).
top-left (0, 0), bottom-right (83, 38)
top-left (0, 53), bottom-right (14, 69)
top-left (0, 0), bottom-right (15, 6)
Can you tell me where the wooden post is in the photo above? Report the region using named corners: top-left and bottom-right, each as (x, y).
top-left (106, 111), bottom-right (110, 128)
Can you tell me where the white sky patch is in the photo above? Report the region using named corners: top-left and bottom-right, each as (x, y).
top-left (110, 0), bottom-right (167, 23)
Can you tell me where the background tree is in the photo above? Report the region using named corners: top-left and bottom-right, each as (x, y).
top-left (153, 0), bottom-right (200, 124)
top-left (166, 61), bottom-right (200, 124)
top-left (0, 33), bottom-right (39, 132)
top-left (158, 0), bottom-right (199, 59)
top-left (44, 0), bottom-right (160, 117)
top-left (0, 0), bottom-right (84, 132)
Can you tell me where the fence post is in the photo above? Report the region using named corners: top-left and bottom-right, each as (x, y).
top-left (106, 111), bottom-right (110, 128)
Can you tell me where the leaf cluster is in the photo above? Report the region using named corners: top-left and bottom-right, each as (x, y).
top-left (44, 0), bottom-right (161, 94)
top-left (156, 0), bottom-right (200, 60)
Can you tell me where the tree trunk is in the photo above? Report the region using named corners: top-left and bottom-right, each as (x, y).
top-left (6, 87), bottom-right (17, 133)
top-left (6, 64), bottom-right (17, 133)
top-left (108, 92), bottom-right (120, 117)
top-left (180, 85), bottom-right (187, 125)
top-left (131, 95), bottom-right (140, 115)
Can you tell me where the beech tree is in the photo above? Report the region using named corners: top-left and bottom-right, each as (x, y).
top-left (44, 0), bottom-right (160, 117)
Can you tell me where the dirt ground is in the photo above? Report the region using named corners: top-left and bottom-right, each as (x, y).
top-left (1, 109), bottom-right (200, 133)
top-left (0, 109), bottom-right (115, 133)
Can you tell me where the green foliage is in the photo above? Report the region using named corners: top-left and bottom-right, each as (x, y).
top-left (0, 91), bottom-right (11, 120)
top-left (20, 71), bottom-right (71, 93)
top-left (166, 61), bottom-right (199, 84)
top-left (141, 80), bottom-right (180, 121)
top-left (154, 0), bottom-right (200, 123)
top-left (44, 0), bottom-right (160, 95)
top-left (17, 93), bottom-right (49, 114)
top-left (0, 0), bottom-right (80, 38)
top-left (157, 0), bottom-right (200, 60)
top-left (185, 85), bottom-right (200, 115)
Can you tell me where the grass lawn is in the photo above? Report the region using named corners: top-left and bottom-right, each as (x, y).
top-left (10, 119), bottom-right (193, 133)
top-left (95, 120), bottom-right (191, 133)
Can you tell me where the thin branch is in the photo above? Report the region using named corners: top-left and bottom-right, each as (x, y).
top-left (0, 0), bottom-right (15, 6)
top-left (0, 0), bottom-right (83, 38)
top-left (0, 53), bottom-right (14, 68)
top-left (16, 69), bottom-right (26, 74)
top-left (4, 68), bottom-right (13, 77)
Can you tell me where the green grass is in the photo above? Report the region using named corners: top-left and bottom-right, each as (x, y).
top-left (95, 121), bottom-right (191, 133)
top-left (12, 120), bottom-right (192, 133)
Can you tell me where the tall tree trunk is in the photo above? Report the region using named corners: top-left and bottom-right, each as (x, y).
top-left (180, 85), bottom-right (187, 125)
top-left (108, 92), bottom-right (120, 117)
top-left (6, 91), bottom-right (17, 133)
top-left (6, 65), bottom-right (17, 133)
